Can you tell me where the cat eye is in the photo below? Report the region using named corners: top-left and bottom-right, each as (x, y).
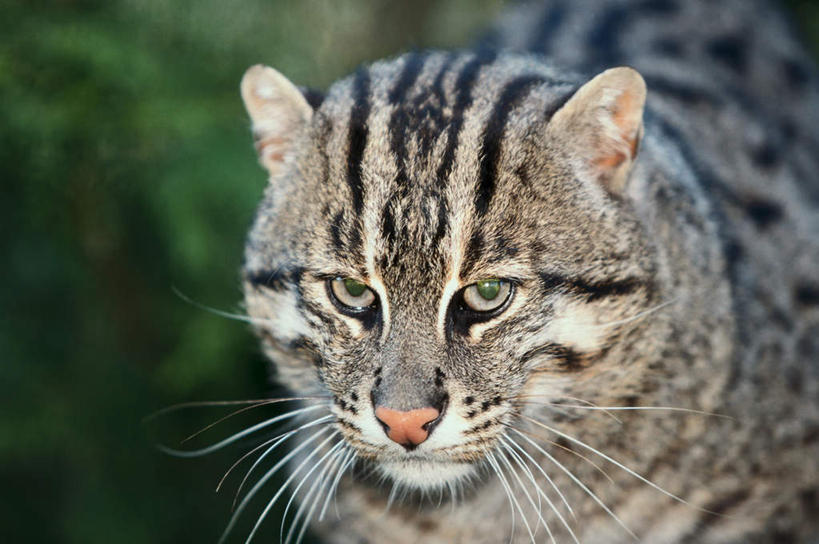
top-left (329, 277), bottom-right (377, 311)
top-left (462, 279), bottom-right (512, 312)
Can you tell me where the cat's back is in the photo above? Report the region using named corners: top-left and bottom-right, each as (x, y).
top-left (494, 0), bottom-right (819, 533)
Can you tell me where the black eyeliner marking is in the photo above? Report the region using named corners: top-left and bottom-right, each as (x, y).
top-left (539, 272), bottom-right (648, 301)
top-left (325, 279), bottom-right (379, 330)
top-left (245, 267), bottom-right (303, 291)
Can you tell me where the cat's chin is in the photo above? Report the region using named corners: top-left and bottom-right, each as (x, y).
top-left (377, 458), bottom-right (475, 491)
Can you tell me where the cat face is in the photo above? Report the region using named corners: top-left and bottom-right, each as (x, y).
top-left (242, 52), bottom-right (657, 491)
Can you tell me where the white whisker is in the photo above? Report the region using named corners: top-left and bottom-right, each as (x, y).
top-left (487, 452), bottom-right (526, 544)
top-left (320, 448), bottom-right (356, 521)
top-left (232, 415), bottom-right (334, 509)
top-left (521, 414), bottom-right (710, 512)
top-left (158, 404), bottom-right (328, 458)
top-left (503, 430), bottom-right (576, 519)
top-left (536, 404), bottom-right (733, 419)
top-left (512, 428), bottom-right (638, 541)
top-left (591, 297), bottom-right (679, 329)
top-left (497, 442), bottom-right (553, 544)
top-left (384, 479), bottom-right (400, 515)
top-left (294, 446), bottom-right (349, 544)
top-left (243, 431), bottom-right (341, 544)
top-left (172, 286), bottom-right (277, 327)
top-left (217, 414), bottom-right (332, 493)
top-left (283, 441), bottom-right (346, 544)
top-left (515, 395), bottom-right (622, 424)
top-left (445, 479), bottom-right (457, 513)
top-left (144, 396), bottom-right (329, 422)
top-left (502, 436), bottom-right (579, 544)
top-left (218, 427), bottom-right (333, 544)
top-left (181, 398), bottom-right (329, 444)
top-left (501, 439), bottom-right (543, 535)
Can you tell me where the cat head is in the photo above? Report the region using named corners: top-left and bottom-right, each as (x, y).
top-left (241, 51), bottom-right (658, 490)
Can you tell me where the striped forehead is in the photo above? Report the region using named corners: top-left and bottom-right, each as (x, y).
top-left (314, 52), bottom-right (575, 286)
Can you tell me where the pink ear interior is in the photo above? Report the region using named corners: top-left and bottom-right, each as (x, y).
top-left (240, 65), bottom-right (313, 176)
top-left (594, 86), bottom-right (643, 172)
top-left (548, 67), bottom-right (646, 194)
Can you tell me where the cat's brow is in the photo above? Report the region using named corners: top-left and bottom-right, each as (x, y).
top-left (538, 272), bottom-right (654, 300)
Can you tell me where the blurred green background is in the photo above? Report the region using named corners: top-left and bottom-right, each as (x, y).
top-left (1, 1), bottom-right (817, 543)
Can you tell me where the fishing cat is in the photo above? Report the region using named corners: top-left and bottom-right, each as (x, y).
top-left (234, 0), bottom-right (819, 542)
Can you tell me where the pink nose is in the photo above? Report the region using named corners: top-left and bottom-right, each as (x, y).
top-left (374, 406), bottom-right (440, 448)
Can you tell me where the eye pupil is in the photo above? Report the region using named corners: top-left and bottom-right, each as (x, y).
top-left (476, 279), bottom-right (500, 300)
top-left (344, 278), bottom-right (367, 297)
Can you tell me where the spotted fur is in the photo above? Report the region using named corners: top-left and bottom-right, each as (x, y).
top-left (238, 1), bottom-right (819, 542)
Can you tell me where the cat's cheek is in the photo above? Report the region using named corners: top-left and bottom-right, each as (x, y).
top-left (247, 289), bottom-right (311, 344)
top-left (545, 300), bottom-right (607, 353)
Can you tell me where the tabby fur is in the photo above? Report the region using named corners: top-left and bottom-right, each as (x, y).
top-left (237, 1), bottom-right (819, 542)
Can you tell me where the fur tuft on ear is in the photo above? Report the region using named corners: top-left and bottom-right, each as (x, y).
top-left (547, 67), bottom-right (646, 195)
top-left (240, 65), bottom-right (314, 176)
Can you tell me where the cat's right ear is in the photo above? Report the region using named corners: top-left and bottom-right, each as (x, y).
top-left (546, 67), bottom-right (646, 196)
top-left (240, 65), bottom-right (315, 176)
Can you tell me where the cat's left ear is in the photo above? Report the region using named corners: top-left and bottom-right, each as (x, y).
top-left (241, 65), bottom-right (315, 177)
top-left (547, 67), bottom-right (646, 195)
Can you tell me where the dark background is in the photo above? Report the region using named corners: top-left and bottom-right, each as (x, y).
top-left (2, 1), bottom-right (817, 542)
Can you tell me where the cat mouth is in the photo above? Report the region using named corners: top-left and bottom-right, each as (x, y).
top-left (376, 455), bottom-right (477, 490)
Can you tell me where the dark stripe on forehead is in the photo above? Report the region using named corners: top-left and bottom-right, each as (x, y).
top-left (330, 210), bottom-right (345, 256)
top-left (347, 68), bottom-right (371, 215)
top-left (475, 75), bottom-right (546, 216)
top-left (384, 53), bottom-right (429, 247)
top-left (460, 229), bottom-right (485, 280)
top-left (419, 52), bottom-right (456, 158)
top-left (435, 50), bottom-right (498, 186)
top-left (431, 194), bottom-right (449, 247)
top-left (389, 52), bottom-right (427, 105)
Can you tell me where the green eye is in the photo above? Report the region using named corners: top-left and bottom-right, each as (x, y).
top-left (344, 278), bottom-right (367, 297)
top-left (462, 279), bottom-right (512, 312)
top-left (330, 277), bottom-right (376, 310)
top-left (476, 279), bottom-right (501, 300)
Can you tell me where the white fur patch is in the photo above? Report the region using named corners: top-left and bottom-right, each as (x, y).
top-left (545, 301), bottom-right (606, 352)
top-left (260, 289), bottom-right (311, 340)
